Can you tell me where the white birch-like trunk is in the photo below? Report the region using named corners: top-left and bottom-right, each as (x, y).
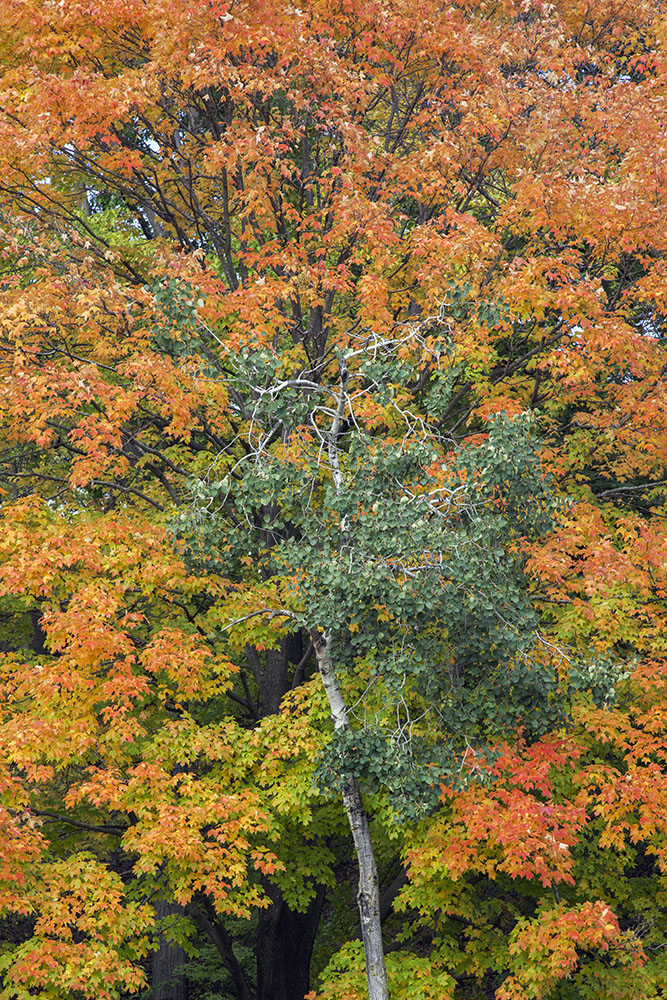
top-left (315, 362), bottom-right (389, 999)
top-left (315, 632), bottom-right (389, 1000)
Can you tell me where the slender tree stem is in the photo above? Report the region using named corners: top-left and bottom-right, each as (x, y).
top-left (314, 365), bottom-right (389, 999)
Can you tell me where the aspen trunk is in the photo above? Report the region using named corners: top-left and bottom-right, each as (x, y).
top-left (315, 633), bottom-right (389, 1000)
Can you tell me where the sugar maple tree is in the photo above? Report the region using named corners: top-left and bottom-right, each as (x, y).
top-left (1, 1), bottom-right (667, 999)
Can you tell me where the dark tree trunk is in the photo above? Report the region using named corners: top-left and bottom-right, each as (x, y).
top-left (28, 609), bottom-right (47, 654)
top-left (152, 900), bottom-right (188, 1000)
top-left (227, 636), bottom-right (324, 1000)
top-left (191, 898), bottom-right (254, 1000)
top-left (256, 883), bottom-right (326, 1000)
top-left (248, 640), bottom-right (289, 715)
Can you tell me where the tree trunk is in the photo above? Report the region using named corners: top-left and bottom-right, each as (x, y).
top-left (191, 898), bottom-right (254, 1000)
top-left (256, 882), bottom-right (326, 1000)
top-left (152, 900), bottom-right (188, 1000)
top-left (314, 633), bottom-right (389, 1000)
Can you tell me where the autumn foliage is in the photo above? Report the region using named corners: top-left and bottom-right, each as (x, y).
top-left (1, 1), bottom-right (667, 999)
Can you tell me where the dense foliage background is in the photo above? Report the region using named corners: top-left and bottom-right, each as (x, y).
top-left (1, 1), bottom-right (667, 998)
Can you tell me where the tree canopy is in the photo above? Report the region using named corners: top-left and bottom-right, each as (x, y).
top-left (1, 2), bottom-right (667, 999)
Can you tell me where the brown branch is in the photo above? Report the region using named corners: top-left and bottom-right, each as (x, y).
top-left (32, 809), bottom-right (127, 834)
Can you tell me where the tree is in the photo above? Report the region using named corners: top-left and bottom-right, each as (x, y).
top-left (1, 1), bottom-right (667, 999)
top-left (177, 337), bottom-right (568, 1000)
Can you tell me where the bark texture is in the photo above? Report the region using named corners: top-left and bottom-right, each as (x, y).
top-left (152, 900), bottom-right (188, 1000)
top-left (256, 882), bottom-right (326, 1000)
top-left (315, 633), bottom-right (389, 1000)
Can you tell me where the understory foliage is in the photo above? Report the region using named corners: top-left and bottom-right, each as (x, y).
top-left (1, 1), bottom-right (667, 999)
